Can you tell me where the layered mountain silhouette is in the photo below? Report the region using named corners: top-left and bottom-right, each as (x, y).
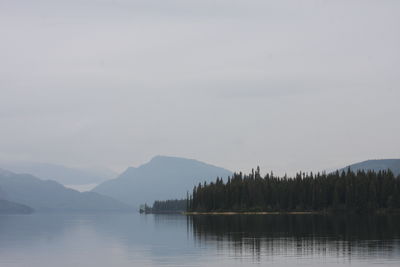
top-left (3, 156), bottom-right (397, 213)
top-left (0, 168), bottom-right (133, 212)
top-left (339, 159), bottom-right (400, 176)
top-left (92, 156), bottom-right (232, 207)
top-left (0, 161), bottom-right (116, 186)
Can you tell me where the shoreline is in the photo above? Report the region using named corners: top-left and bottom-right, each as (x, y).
top-left (183, 209), bottom-right (400, 215)
top-left (183, 211), bottom-right (323, 215)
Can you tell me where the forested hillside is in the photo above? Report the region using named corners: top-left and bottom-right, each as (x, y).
top-left (141, 199), bottom-right (187, 213)
top-left (189, 168), bottom-right (400, 212)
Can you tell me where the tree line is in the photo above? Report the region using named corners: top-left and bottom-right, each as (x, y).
top-left (188, 168), bottom-right (400, 212)
top-left (140, 199), bottom-right (187, 213)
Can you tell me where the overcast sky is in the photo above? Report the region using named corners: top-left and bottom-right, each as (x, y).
top-left (1, 0), bottom-right (399, 175)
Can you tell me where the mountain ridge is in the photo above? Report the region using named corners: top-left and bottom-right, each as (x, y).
top-left (92, 156), bottom-right (233, 207)
top-left (0, 168), bottom-right (133, 212)
top-left (339, 159), bottom-right (400, 176)
top-left (0, 161), bottom-right (116, 186)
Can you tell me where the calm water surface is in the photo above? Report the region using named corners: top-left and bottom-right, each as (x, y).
top-left (0, 213), bottom-right (399, 266)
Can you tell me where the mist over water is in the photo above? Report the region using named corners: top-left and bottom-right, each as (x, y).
top-left (0, 213), bottom-right (399, 267)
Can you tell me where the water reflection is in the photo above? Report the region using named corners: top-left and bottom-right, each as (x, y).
top-left (188, 214), bottom-right (400, 261)
top-left (0, 213), bottom-right (399, 266)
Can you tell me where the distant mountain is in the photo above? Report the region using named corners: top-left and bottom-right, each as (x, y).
top-left (0, 168), bottom-right (133, 212)
top-left (339, 159), bottom-right (400, 176)
top-left (92, 156), bottom-right (232, 207)
top-left (0, 199), bottom-right (34, 214)
top-left (0, 161), bottom-right (117, 186)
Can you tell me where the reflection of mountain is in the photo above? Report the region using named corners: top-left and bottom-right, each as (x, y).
top-left (0, 214), bottom-right (71, 248)
top-left (189, 214), bottom-right (400, 259)
top-left (0, 213), bottom-right (196, 267)
top-left (1, 213), bottom-right (400, 266)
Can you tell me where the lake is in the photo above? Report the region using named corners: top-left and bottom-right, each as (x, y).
top-left (0, 213), bottom-right (399, 266)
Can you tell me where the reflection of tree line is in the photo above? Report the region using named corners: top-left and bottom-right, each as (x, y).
top-left (188, 215), bottom-right (400, 259)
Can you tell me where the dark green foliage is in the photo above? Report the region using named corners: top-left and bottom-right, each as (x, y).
top-left (146, 199), bottom-right (187, 213)
top-left (188, 168), bottom-right (400, 212)
top-left (153, 199), bottom-right (187, 212)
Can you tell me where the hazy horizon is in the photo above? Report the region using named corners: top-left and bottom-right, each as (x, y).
top-left (1, 0), bottom-right (399, 175)
top-left (1, 155), bottom-right (400, 178)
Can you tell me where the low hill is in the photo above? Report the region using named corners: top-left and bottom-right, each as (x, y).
top-left (0, 168), bottom-right (133, 212)
top-left (340, 159), bottom-right (400, 176)
top-left (0, 199), bottom-right (34, 214)
top-left (92, 156), bottom-right (232, 207)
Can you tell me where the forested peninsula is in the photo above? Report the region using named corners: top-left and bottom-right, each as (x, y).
top-left (187, 168), bottom-right (400, 213)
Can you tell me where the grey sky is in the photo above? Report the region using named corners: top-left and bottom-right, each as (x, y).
top-left (1, 0), bottom-right (399, 175)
